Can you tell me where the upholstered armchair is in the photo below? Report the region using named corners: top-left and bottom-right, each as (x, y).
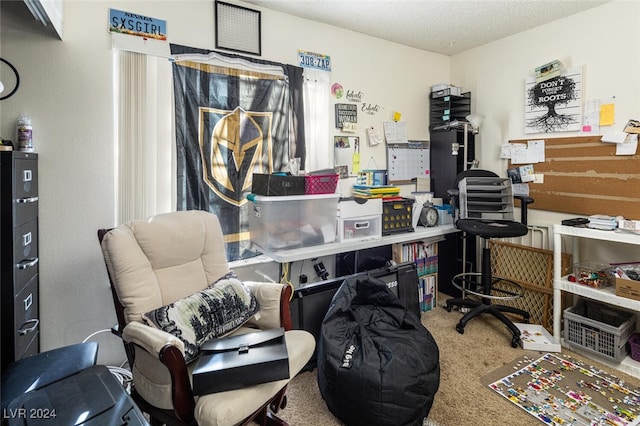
top-left (98, 210), bottom-right (315, 426)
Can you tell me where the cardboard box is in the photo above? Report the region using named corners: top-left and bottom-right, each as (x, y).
top-left (252, 173), bottom-right (305, 196)
top-left (192, 328), bottom-right (289, 395)
top-left (515, 323), bottom-right (561, 352)
top-left (616, 276), bottom-right (640, 301)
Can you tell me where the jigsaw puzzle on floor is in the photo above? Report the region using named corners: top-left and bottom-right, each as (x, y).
top-left (488, 353), bottom-right (640, 425)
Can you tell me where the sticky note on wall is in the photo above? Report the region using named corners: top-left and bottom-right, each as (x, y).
top-left (600, 103), bottom-right (615, 126)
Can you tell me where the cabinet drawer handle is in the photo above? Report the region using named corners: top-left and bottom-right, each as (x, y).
top-left (17, 257), bottom-right (38, 269)
top-left (354, 221), bottom-right (370, 229)
top-left (17, 196), bottom-right (38, 204)
top-left (18, 319), bottom-right (39, 336)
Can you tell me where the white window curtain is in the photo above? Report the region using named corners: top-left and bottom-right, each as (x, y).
top-left (302, 68), bottom-right (331, 172)
top-left (114, 50), bottom-right (174, 224)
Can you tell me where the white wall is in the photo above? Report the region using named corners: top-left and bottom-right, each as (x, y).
top-left (0, 0), bottom-right (449, 365)
top-left (450, 0), bottom-right (640, 262)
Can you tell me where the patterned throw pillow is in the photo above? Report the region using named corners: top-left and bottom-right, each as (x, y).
top-left (143, 271), bottom-right (259, 363)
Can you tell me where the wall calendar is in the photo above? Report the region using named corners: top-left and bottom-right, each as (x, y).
top-left (387, 141), bottom-right (430, 184)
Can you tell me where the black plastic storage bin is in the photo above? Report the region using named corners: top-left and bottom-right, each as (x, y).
top-left (252, 173), bottom-right (305, 196)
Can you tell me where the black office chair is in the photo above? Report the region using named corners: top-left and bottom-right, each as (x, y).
top-left (444, 169), bottom-right (534, 347)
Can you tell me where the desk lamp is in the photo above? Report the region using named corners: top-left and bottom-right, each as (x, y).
top-left (466, 114), bottom-right (484, 134)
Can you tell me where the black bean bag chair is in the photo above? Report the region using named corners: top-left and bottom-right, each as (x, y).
top-left (317, 274), bottom-right (440, 426)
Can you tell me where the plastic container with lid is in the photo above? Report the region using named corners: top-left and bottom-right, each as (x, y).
top-left (247, 193), bottom-right (340, 250)
top-left (17, 114), bottom-right (33, 152)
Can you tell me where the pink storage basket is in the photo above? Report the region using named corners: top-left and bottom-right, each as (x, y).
top-left (305, 174), bottom-right (339, 194)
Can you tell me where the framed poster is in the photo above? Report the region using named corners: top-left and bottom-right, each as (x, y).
top-left (525, 66), bottom-right (582, 134)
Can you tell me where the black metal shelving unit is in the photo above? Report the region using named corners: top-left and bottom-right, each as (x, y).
top-left (429, 92), bottom-right (475, 297)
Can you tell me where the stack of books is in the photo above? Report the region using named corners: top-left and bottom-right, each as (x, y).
top-left (352, 184), bottom-right (400, 199)
top-left (588, 214), bottom-right (617, 231)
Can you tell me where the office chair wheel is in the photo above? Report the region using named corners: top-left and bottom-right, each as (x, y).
top-left (511, 336), bottom-right (520, 348)
top-left (445, 305), bottom-right (452, 312)
top-left (456, 323), bottom-right (465, 334)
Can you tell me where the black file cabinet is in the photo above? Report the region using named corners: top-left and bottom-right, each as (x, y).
top-left (1, 151), bottom-right (39, 372)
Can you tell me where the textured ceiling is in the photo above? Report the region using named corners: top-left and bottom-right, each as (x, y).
top-left (243, 0), bottom-right (609, 55)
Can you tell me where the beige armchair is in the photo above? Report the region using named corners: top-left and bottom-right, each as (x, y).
top-left (98, 210), bottom-right (315, 426)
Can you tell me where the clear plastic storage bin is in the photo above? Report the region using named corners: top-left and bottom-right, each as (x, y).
top-left (248, 194), bottom-right (340, 250)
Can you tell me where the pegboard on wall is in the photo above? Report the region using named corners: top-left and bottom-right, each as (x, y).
top-left (508, 135), bottom-right (640, 219)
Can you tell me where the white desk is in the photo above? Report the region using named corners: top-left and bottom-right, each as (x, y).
top-left (255, 224), bottom-right (458, 264)
top-left (553, 224), bottom-right (640, 378)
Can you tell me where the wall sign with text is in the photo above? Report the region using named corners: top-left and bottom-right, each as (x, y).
top-left (109, 8), bottom-right (167, 40)
top-left (525, 66), bottom-right (582, 133)
top-left (298, 50), bottom-right (331, 72)
top-left (335, 103), bottom-right (358, 129)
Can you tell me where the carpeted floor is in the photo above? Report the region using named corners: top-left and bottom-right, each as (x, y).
top-left (272, 293), bottom-right (640, 425)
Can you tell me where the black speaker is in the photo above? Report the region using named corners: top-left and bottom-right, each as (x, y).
top-left (371, 262), bottom-right (420, 318)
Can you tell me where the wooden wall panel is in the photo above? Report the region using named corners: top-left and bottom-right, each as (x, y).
top-left (509, 135), bottom-right (640, 219)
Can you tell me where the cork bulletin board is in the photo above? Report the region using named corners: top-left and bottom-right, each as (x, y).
top-left (508, 135), bottom-right (640, 219)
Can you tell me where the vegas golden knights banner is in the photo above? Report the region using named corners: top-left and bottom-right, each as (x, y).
top-left (173, 51), bottom-right (301, 261)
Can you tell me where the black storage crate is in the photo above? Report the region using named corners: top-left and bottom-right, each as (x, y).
top-left (252, 173), bottom-right (305, 196)
top-left (382, 198), bottom-right (414, 235)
